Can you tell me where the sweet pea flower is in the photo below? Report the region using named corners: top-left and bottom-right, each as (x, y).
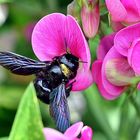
top-left (43, 122), bottom-right (93, 140)
top-left (114, 23), bottom-right (140, 76)
top-left (81, 0), bottom-right (100, 38)
top-left (92, 27), bottom-right (139, 99)
top-left (32, 13), bottom-right (93, 91)
top-left (106, 0), bottom-right (140, 25)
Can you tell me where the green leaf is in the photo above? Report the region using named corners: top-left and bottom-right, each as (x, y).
top-left (9, 83), bottom-right (45, 140)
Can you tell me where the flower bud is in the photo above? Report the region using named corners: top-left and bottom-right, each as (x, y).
top-left (81, 0), bottom-right (100, 38)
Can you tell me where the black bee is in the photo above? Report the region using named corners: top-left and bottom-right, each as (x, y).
top-left (0, 51), bottom-right (79, 133)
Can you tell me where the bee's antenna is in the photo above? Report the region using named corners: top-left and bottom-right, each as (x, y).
top-left (78, 60), bottom-right (87, 63)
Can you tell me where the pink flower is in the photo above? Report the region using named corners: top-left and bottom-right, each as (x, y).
top-left (81, 0), bottom-right (100, 38)
top-left (43, 122), bottom-right (93, 140)
top-left (92, 23), bottom-right (140, 99)
top-left (106, 0), bottom-right (140, 25)
top-left (32, 13), bottom-right (93, 91)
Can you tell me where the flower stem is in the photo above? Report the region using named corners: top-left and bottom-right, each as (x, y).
top-left (129, 94), bottom-right (140, 120)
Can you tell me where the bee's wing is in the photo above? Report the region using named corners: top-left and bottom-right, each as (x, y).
top-left (0, 51), bottom-right (51, 75)
top-left (49, 83), bottom-right (70, 133)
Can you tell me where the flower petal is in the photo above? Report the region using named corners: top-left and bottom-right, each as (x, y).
top-left (32, 13), bottom-right (66, 61)
top-left (64, 122), bottom-right (83, 138)
top-left (121, 0), bottom-right (140, 23)
top-left (92, 60), bottom-right (102, 83)
top-left (105, 0), bottom-right (127, 21)
top-left (92, 60), bottom-right (119, 100)
top-left (114, 23), bottom-right (140, 56)
top-left (72, 69), bottom-right (93, 91)
top-left (65, 15), bottom-right (91, 70)
top-left (43, 128), bottom-right (68, 140)
top-left (81, 126), bottom-right (93, 140)
top-left (128, 38), bottom-right (140, 75)
top-left (97, 33), bottom-right (115, 60)
top-left (32, 13), bottom-right (91, 71)
top-left (102, 47), bottom-right (125, 97)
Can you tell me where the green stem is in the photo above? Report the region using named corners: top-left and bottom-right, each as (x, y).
top-left (84, 85), bottom-right (117, 140)
top-left (129, 95), bottom-right (140, 120)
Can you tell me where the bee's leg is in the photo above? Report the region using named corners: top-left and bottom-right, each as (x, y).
top-left (34, 78), bottom-right (51, 104)
top-left (66, 80), bottom-right (76, 97)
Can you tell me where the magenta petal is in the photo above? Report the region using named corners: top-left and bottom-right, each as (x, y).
top-left (105, 0), bottom-right (127, 21)
top-left (80, 126), bottom-right (93, 140)
top-left (121, 0), bottom-right (140, 23)
top-left (32, 13), bottom-right (66, 61)
top-left (92, 60), bottom-right (102, 83)
top-left (135, 0), bottom-right (140, 16)
top-left (43, 128), bottom-right (68, 140)
top-left (128, 38), bottom-right (140, 75)
top-left (65, 15), bottom-right (91, 70)
top-left (92, 60), bottom-right (119, 100)
top-left (114, 23), bottom-right (140, 56)
top-left (72, 69), bottom-right (93, 91)
top-left (102, 47), bottom-right (125, 96)
top-left (97, 33), bottom-right (115, 60)
top-left (32, 13), bottom-right (90, 76)
top-left (64, 122), bottom-right (83, 138)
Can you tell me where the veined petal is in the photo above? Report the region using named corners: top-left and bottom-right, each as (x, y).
top-left (64, 122), bottom-right (83, 138)
top-left (32, 13), bottom-right (90, 71)
top-left (65, 15), bottom-right (91, 70)
top-left (105, 0), bottom-right (127, 21)
top-left (114, 23), bottom-right (140, 56)
top-left (32, 13), bottom-right (66, 61)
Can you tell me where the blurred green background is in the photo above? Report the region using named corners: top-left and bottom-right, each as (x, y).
top-left (0, 0), bottom-right (140, 140)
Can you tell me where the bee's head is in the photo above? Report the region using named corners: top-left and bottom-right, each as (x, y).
top-left (59, 53), bottom-right (79, 71)
top-left (59, 53), bottom-right (79, 79)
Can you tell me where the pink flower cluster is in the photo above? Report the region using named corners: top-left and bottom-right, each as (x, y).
top-left (43, 122), bottom-right (93, 140)
top-left (92, 23), bottom-right (140, 99)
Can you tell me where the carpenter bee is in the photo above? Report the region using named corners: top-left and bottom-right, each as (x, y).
top-left (0, 51), bottom-right (79, 133)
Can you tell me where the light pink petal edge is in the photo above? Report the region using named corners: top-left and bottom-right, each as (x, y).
top-left (43, 128), bottom-right (68, 140)
top-left (64, 122), bottom-right (83, 138)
